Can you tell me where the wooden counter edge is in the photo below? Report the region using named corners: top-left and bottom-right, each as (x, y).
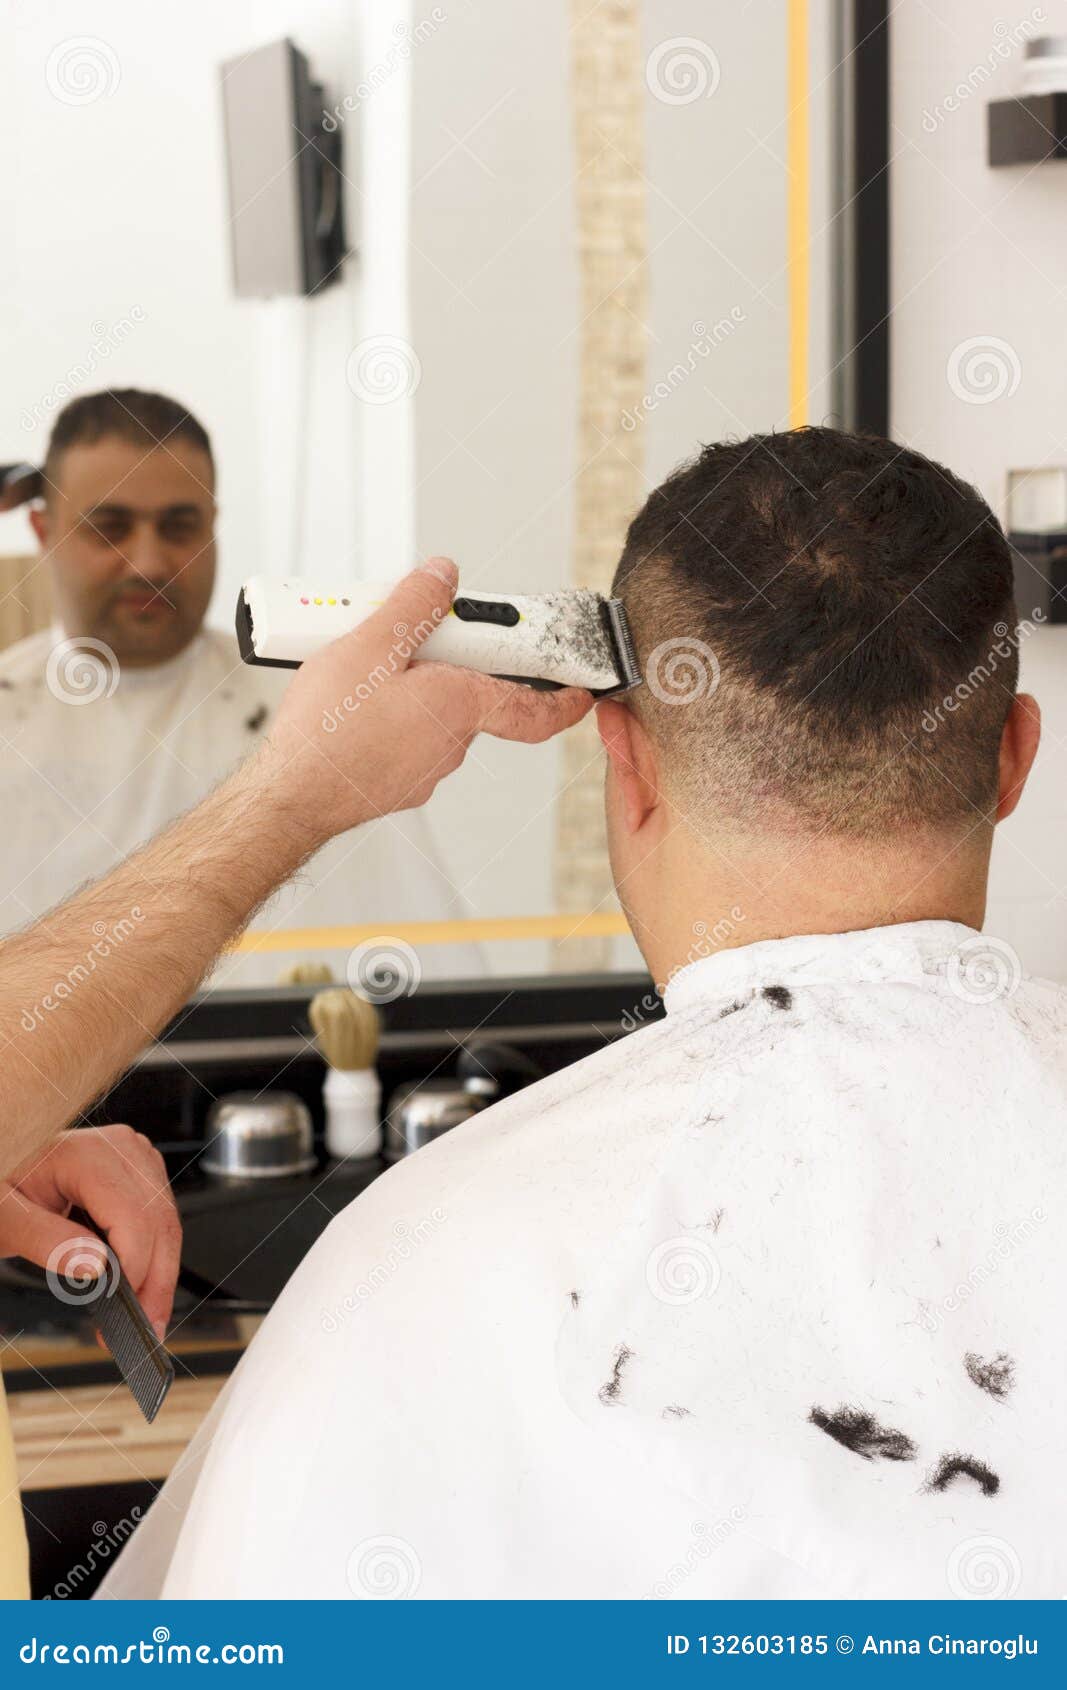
top-left (10, 1374), bottom-right (227, 1492)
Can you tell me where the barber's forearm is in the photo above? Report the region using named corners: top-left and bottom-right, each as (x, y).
top-left (0, 559), bottom-right (590, 1180)
top-left (0, 741), bottom-right (335, 1178)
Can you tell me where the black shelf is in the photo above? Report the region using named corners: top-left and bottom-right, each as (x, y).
top-left (989, 93), bottom-right (1067, 166)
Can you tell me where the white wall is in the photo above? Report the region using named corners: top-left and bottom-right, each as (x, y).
top-left (891, 1), bottom-right (1067, 979)
top-left (0, 0), bottom-right (365, 617)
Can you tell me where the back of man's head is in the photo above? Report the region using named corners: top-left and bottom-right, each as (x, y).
top-left (613, 427), bottom-right (1018, 840)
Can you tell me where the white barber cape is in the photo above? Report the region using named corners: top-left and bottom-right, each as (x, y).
top-left (0, 626), bottom-right (481, 980)
top-left (100, 920), bottom-right (1066, 1600)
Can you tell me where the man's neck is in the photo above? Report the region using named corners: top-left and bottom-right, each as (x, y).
top-left (631, 823), bottom-right (990, 991)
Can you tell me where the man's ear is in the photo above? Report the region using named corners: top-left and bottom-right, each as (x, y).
top-left (997, 692), bottom-right (1041, 822)
top-left (29, 505), bottom-right (49, 549)
top-left (596, 699), bottom-right (661, 833)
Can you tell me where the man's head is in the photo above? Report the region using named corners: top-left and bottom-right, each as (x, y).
top-left (32, 389), bottom-right (217, 666)
top-left (598, 427), bottom-right (1040, 976)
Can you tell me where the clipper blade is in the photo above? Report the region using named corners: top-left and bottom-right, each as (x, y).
top-left (601, 599), bottom-right (641, 694)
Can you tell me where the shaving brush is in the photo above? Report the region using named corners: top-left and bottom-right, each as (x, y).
top-left (308, 989), bottom-right (383, 1160)
top-left (277, 961), bottom-right (335, 986)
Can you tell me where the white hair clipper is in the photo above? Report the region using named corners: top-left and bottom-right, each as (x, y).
top-left (236, 576), bottom-right (641, 696)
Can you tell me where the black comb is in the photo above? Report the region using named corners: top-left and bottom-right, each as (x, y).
top-left (59, 1220), bottom-right (176, 1422)
top-left (92, 1269), bottom-right (176, 1422)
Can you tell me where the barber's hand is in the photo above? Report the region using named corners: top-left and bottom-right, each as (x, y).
top-left (0, 1126), bottom-right (181, 1341)
top-left (264, 558), bottom-right (593, 836)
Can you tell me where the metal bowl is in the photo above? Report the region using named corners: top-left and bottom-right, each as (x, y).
top-left (201, 1091), bottom-right (316, 1180)
top-left (385, 1080), bottom-right (484, 1161)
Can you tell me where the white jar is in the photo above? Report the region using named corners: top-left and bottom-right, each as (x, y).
top-left (323, 1068), bottom-right (382, 1160)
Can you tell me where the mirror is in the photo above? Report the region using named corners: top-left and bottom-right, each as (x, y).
top-left (0, 0), bottom-right (858, 990)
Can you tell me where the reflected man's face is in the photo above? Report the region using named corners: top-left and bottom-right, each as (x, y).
top-left (32, 435), bottom-right (217, 666)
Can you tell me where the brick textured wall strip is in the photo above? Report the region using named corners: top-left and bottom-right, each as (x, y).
top-left (554, 0), bottom-right (648, 971)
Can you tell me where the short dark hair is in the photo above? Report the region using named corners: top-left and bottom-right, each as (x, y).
top-left (613, 426), bottom-right (1019, 836)
top-left (42, 389), bottom-right (213, 497)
